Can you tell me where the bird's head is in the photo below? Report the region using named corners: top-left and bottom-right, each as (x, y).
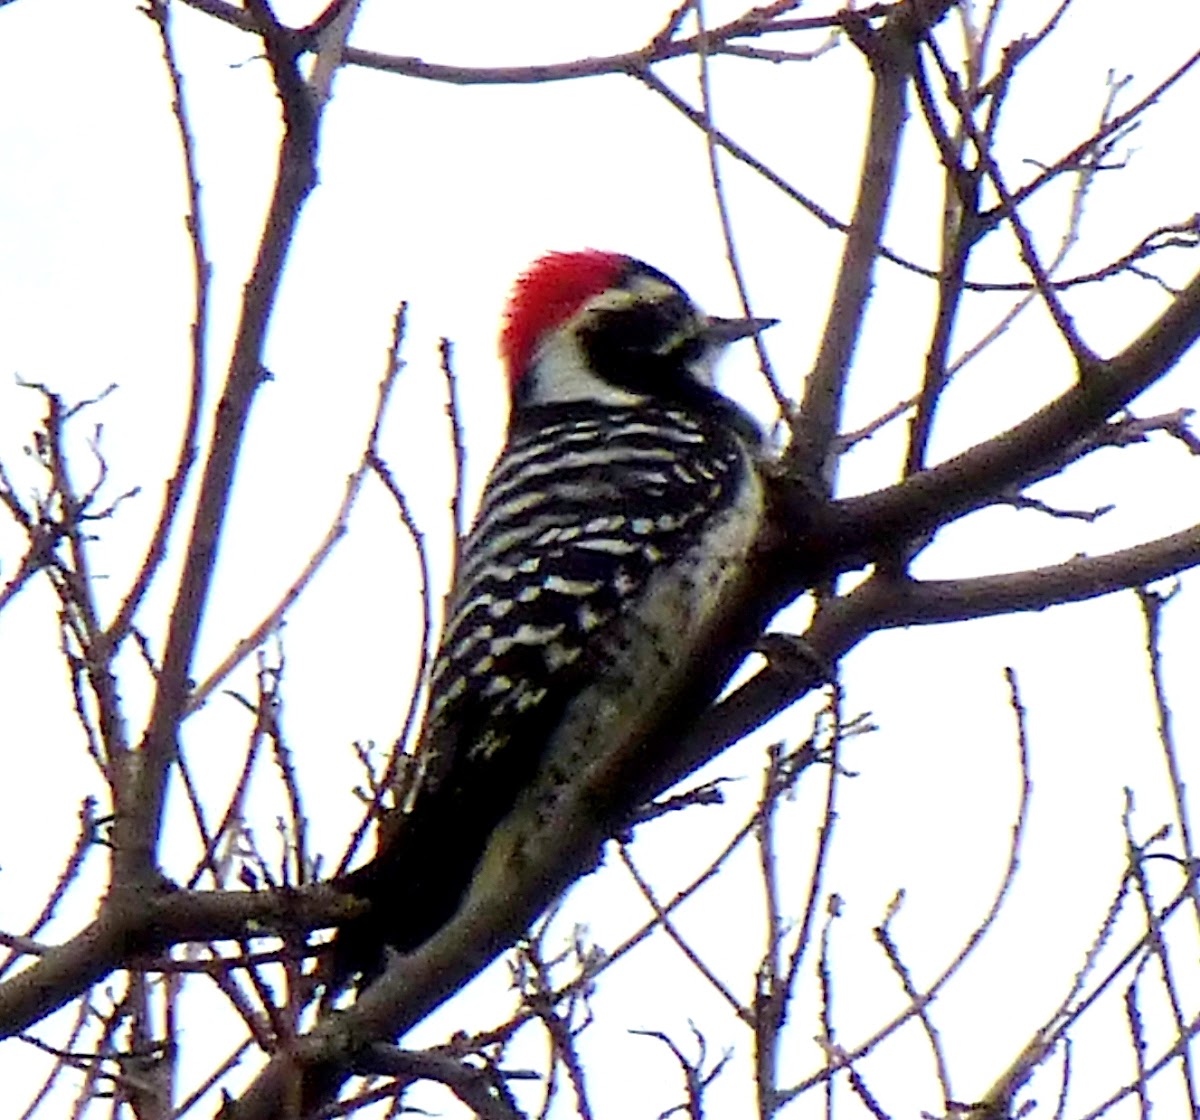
top-left (500, 250), bottom-right (775, 411)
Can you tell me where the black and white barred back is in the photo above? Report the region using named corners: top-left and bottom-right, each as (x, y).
top-left (337, 398), bottom-right (760, 970)
top-left (428, 401), bottom-right (756, 759)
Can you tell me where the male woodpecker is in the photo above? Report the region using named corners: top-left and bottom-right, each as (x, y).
top-left (331, 250), bottom-right (774, 983)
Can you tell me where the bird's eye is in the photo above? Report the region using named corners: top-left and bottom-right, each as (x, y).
top-left (593, 294), bottom-right (694, 355)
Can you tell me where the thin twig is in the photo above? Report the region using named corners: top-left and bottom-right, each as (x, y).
top-left (186, 312), bottom-right (408, 715)
top-left (778, 663), bottom-right (1032, 1105)
top-left (108, 0), bottom-right (210, 646)
top-left (693, 0), bottom-right (787, 412)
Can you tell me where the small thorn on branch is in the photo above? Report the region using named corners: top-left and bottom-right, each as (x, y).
top-left (1000, 491), bottom-right (1115, 523)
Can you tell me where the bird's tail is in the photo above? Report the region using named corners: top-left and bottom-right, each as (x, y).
top-left (321, 792), bottom-right (506, 993)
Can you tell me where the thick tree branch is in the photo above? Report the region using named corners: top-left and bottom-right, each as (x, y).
top-left (799, 263), bottom-right (1200, 566)
top-left (0, 887), bottom-right (356, 1039)
top-left (870, 532), bottom-right (1200, 625)
top-left (791, 8), bottom-right (930, 486)
top-left (669, 515), bottom-right (1200, 810)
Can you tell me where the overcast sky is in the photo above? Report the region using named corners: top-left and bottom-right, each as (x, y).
top-left (1, 1), bottom-right (1200, 1115)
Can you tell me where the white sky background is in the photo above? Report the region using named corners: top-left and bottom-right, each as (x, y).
top-left (1, 0), bottom-right (1200, 1115)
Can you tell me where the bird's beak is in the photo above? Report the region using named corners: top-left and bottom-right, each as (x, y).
top-left (701, 315), bottom-right (779, 344)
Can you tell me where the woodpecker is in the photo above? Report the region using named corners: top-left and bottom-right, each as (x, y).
top-left (332, 250), bottom-right (774, 983)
